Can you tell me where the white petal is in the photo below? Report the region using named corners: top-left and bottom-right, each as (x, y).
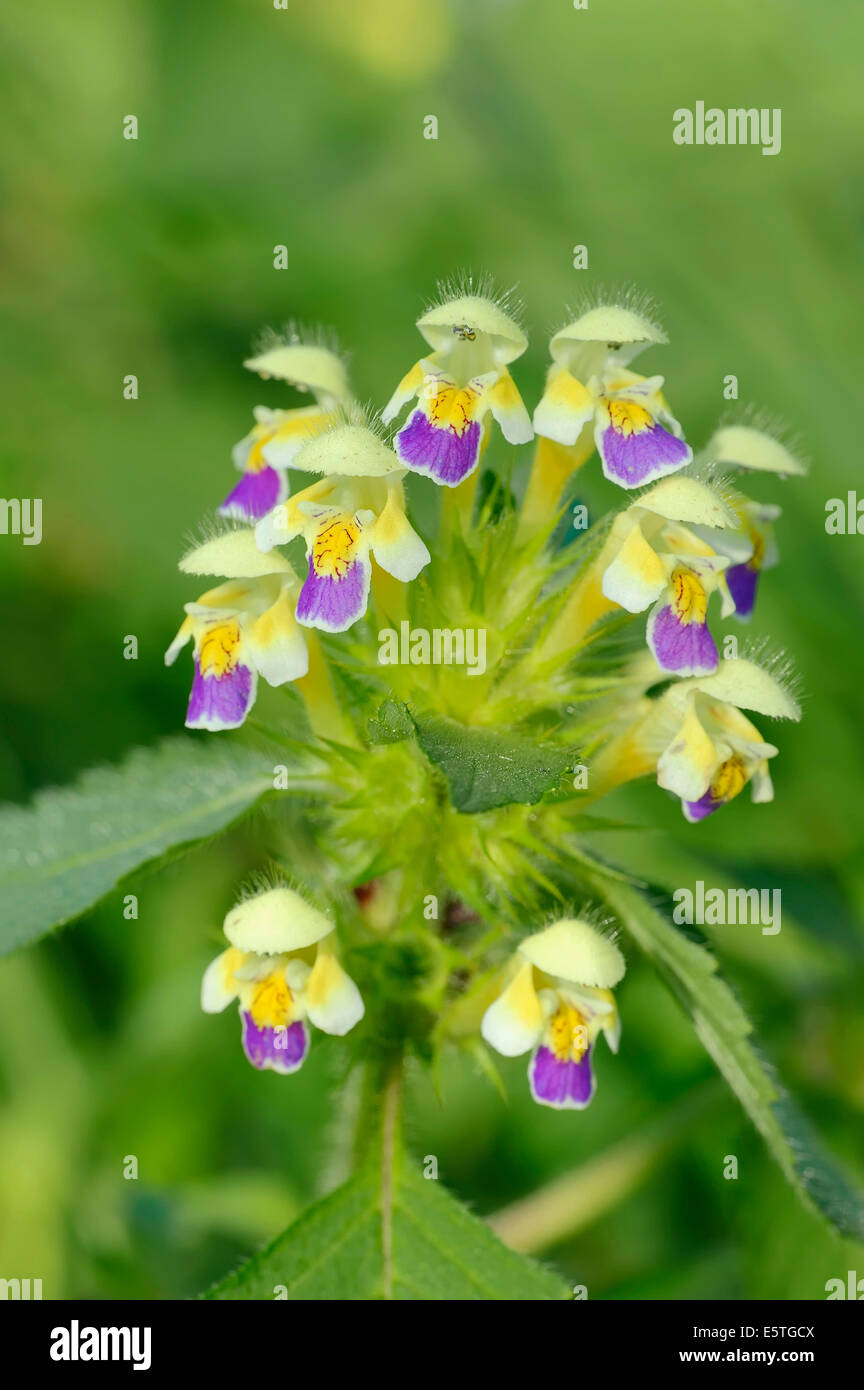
top-left (657, 703), bottom-right (722, 801)
top-left (201, 948), bottom-right (243, 1013)
top-left (481, 961), bottom-right (544, 1057)
top-left (601, 519), bottom-right (666, 613)
top-left (304, 950), bottom-right (364, 1036)
top-left (370, 490), bottom-right (430, 581)
top-left (246, 587), bottom-right (309, 686)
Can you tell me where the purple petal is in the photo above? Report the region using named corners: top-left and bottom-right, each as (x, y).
top-left (219, 465), bottom-right (285, 521)
top-left (296, 555), bottom-right (370, 632)
top-left (241, 1013), bottom-right (309, 1074)
top-left (648, 603), bottom-right (718, 676)
top-left (599, 419), bottom-right (691, 488)
top-left (186, 661), bottom-right (254, 730)
top-left (395, 409), bottom-right (482, 487)
top-left (726, 562), bottom-right (759, 619)
top-left (529, 1045), bottom-right (596, 1110)
top-left (683, 789), bottom-right (724, 822)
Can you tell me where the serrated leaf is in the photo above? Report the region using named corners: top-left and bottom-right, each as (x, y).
top-left (0, 737), bottom-right (296, 954)
top-left (367, 697), bottom-right (413, 745)
top-left (412, 711), bottom-right (574, 814)
top-left (594, 876), bottom-right (864, 1241)
top-left (205, 1155), bottom-right (570, 1301)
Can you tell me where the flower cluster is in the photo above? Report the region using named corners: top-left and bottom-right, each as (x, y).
top-left (166, 282), bottom-right (803, 1108)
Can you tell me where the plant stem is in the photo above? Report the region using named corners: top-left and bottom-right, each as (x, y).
top-left (379, 1061), bottom-right (402, 1300)
top-left (350, 1051), bottom-right (404, 1297)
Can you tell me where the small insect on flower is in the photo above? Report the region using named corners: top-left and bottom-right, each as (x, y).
top-left (533, 298), bottom-right (692, 489)
top-left (202, 887), bottom-right (364, 1074)
top-left (382, 277), bottom-right (533, 487)
top-left (256, 418), bottom-right (430, 632)
top-left (481, 917), bottom-right (625, 1110)
top-left (221, 333), bottom-right (354, 522)
top-left (165, 530), bottom-right (308, 730)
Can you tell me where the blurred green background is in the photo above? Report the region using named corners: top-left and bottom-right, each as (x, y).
top-left (1, 0), bottom-right (862, 1298)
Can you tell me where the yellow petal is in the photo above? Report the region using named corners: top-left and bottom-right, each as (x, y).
top-left (656, 700), bottom-right (719, 801)
top-left (305, 947), bottom-right (364, 1036)
top-left (180, 529), bottom-right (293, 578)
top-left (520, 919), bottom-right (625, 989)
top-left (480, 960), bottom-right (544, 1057)
top-left (243, 343), bottom-right (350, 405)
top-left (551, 304), bottom-right (666, 359)
top-left (224, 888), bottom-right (334, 955)
top-left (417, 294), bottom-right (527, 363)
top-left (292, 423), bottom-right (400, 478)
top-left (708, 424), bottom-right (807, 477)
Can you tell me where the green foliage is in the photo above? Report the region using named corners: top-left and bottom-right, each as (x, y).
top-left (366, 697), bottom-right (415, 745)
top-left (206, 1156), bottom-right (570, 1301)
top-left (368, 700), bottom-right (575, 814)
top-left (412, 711), bottom-right (575, 814)
top-left (1, 0), bottom-right (863, 1304)
top-left (596, 877), bottom-right (864, 1241)
top-left (0, 738), bottom-right (284, 954)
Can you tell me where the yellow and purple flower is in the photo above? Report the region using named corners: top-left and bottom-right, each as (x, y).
top-left (690, 419), bottom-right (803, 621)
top-left (691, 498), bottom-right (781, 621)
top-left (533, 302), bottom-right (692, 489)
top-left (202, 887), bottom-right (364, 1074)
top-left (165, 530), bottom-right (308, 731)
top-left (481, 918), bottom-right (625, 1110)
top-left (256, 421), bottom-right (430, 632)
top-left (598, 475), bottom-right (738, 676)
top-left (654, 658), bottom-right (801, 821)
top-left (382, 280), bottom-right (533, 487)
top-left (221, 336), bottom-right (353, 522)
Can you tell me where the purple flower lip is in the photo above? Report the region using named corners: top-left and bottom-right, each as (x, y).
top-left (725, 561), bottom-right (759, 619)
top-left (684, 788), bottom-right (723, 822)
top-left (529, 1044), bottom-right (596, 1109)
top-left (186, 662), bottom-right (254, 730)
top-left (648, 603), bottom-right (718, 676)
top-left (241, 1014), bottom-right (309, 1074)
top-left (296, 556), bottom-right (370, 632)
top-left (219, 465), bottom-right (284, 521)
top-left (599, 418), bottom-right (691, 488)
top-left (396, 410), bottom-right (482, 487)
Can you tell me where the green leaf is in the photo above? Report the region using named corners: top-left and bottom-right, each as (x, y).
top-left (594, 876), bottom-right (864, 1241)
top-left (0, 737), bottom-right (293, 954)
top-left (366, 697), bottom-right (414, 745)
top-left (412, 711), bottom-right (574, 814)
top-left (205, 1155), bottom-right (571, 1301)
